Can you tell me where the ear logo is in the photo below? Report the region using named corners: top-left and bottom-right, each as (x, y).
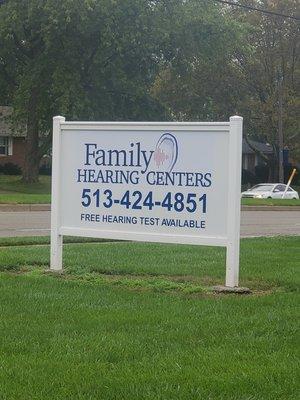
top-left (153, 133), bottom-right (178, 172)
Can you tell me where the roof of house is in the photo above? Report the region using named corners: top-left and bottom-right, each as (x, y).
top-left (242, 138), bottom-right (273, 155)
top-left (0, 106), bottom-right (26, 137)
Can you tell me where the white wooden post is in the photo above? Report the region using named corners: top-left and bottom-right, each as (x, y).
top-left (50, 116), bottom-right (65, 271)
top-left (226, 116), bottom-right (243, 287)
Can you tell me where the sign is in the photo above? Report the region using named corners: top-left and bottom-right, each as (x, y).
top-left (51, 116), bottom-right (243, 287)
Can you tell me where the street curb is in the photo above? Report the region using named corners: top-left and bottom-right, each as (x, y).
top-left (0, 204), bottom-right (299, 212)
top-left (242, 205), bottom-right (300, 211)
top-left (0, 204), bottom-right (51, 212)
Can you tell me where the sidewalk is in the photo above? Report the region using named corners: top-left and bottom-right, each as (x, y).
top-left (0, 204), bottom-right (299, 212)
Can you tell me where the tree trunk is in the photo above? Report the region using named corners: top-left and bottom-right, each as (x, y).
top-left (268, 158), bottom-right (277, 182)
top-left (22, 89), bottom-right (40, 183)
top-left (278, 75), bottom-right (284, 183)
top-left (22, 140), bottom-right (40, 183)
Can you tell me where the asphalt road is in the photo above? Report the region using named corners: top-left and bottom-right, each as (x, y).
top-left (0, 210), bottom-right (299, 238)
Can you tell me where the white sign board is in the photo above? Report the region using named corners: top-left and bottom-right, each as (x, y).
top-left (51, 116), bottom-right (242, 287)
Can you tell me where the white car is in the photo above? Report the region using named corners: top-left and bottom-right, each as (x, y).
top-left (242, 183), bottom-right (299, 199)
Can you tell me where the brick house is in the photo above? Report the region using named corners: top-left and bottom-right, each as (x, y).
top-left (0, 106), bottom-right (26, 169)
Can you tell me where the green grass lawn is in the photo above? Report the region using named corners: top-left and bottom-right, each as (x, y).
top-left (242, 198), bottom-right (300, 206)
top-left (0, 193), bottom-right (51, 203)
top-left (0, 236), bottom-right (299, 399)
top-left (0, 174), bottom-right (51, 203)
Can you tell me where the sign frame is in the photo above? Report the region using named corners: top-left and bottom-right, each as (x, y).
top-left (50, 116), bottom-right (242, 287)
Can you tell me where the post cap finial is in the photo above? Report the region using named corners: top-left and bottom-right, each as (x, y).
top-left (230, 115), bottom-right (243, 120)
top-left (53, 115), bottom-right (65, 121)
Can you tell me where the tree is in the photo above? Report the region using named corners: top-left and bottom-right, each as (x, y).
top-left (0, 0), bottom-right (172, 182)
top-left (151, 1), bottom-right (247, 120)
top-left (232, 0), bottom-right (300, 182)
top-left (153, 0), bottom-right (300, 182)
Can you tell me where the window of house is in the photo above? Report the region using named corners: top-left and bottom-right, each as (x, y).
top-left (0, 136), bottom-right (12, 156)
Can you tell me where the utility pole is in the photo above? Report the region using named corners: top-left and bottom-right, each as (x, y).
top-left (278, 73), bottom-right (284, 183)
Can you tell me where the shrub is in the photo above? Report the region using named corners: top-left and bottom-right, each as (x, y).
top-left (242, 169), bottom-right (257, 186)
top-left (39, 164), bottom-right (51, 175)
top-left (255, 164), bottom-right (269, 183)
top-left (1, 162), bottom-right (22, 175)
